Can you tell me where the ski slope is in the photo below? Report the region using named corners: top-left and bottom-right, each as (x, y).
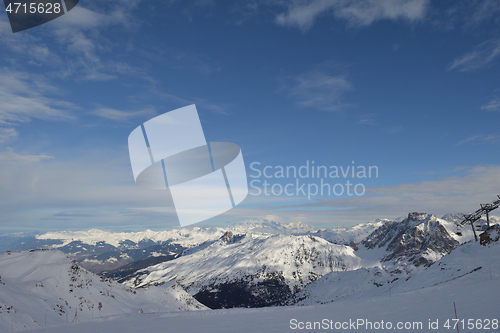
top-left (0, 250), bottom-right (207, 332)
top-left (6, 238), bottom-right (500, 333)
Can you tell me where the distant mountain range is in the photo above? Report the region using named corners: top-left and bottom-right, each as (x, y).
top-left (2, 213), bottom-right (498, 311)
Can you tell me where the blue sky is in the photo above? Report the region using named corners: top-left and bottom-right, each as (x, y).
top-left (1, 0), bottom-right (500, 233)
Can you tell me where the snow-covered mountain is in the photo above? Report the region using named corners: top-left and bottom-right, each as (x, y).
top-left (0, 250), bottom-right (207, 332)
top-left (292, 224), bottom-right (500, 306)
top-left (361, 212), bottom-right (460, 267)
top-left (29, 221), bottom-right (317, 251)
top-left (304, 219), bottom-right (387, 245)
top-left (121, 212), bottom-right (476, 309)
top-left (35, 227), bottom-right (228, 248)
top-left (228, 220), bottom-right (317, 235)
top-left (29, 234), bottom-right (500, 333)
top-left (8, 227), bottom-right (228, 274)
top-left (123, 231), bottom-right (362, 308)
top-left (4, 224), bottom-right (499, 333)
top-left (4, 221), bottom-right (340, 277)
top-left (4, 213), bottom-right (499, 313)
top-left (79, 242), bottom-right (186, 274)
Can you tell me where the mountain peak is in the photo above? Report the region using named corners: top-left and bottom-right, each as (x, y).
top-left (362, 212), bottom-right (459, 267)
top-left (219, 231), bottom-right (245, 244)
top-left (406, 212), bottom-right (435, 222)
top-left (228, 220), bottom-right (316, 235)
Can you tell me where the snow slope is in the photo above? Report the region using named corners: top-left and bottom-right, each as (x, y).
top-left (293, 230), bottom-right (500, 309)
top-left (2, 217), bottom-right (499, 332)
top-left (31, 239), bottom-right (500, 332)
top-left (0, 250), bottom-right (207, 332)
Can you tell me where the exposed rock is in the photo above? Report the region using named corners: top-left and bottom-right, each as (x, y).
top-left (479, 225), bottom-right (500, 246)
top-left (362, 213), bottom-right (459, 267)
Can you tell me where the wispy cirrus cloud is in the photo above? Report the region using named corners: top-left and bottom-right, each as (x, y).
top-left (0, 128), bottom-right (18, 144)
top-left (0, 149), bottom-right (180, 232)
top-left (52, 2), bottom-right (143, 81)
top-left (275, 0), bottom-right (429, 30)
top-left (0, 150), bottom-right (54, 163)
top-left (280, 66), bottom-right (353, 112)
top-left (468, 0), bottom-right (500, 25)
top-left (456, 134), bottom-right (500, 146)
top-left (357, 113), bottom-right (377, 125)
top-left (0, 69), bottom-right (76, 126)
top-left (243, 165), bottom-right (500, 226)
top-left (481, 98), bottom-right (500, 112)
top-left (91, 106), bottom-right (157, 122)
top-left (0, 0), bottom-right (146, 81)
top-left (449, 39), bottom-right (500, 72)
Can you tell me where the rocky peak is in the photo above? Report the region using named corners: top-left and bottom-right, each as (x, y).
top-left (407, 212), bottom-right (433, 221)
top-left (479, 225), bottom-right (500, 246)
top-left (220, 231), bottom-right (245, 244)
top-left (408, 212), bottom-right (437, 224)
top-left (362, 212), bottom-right (459, 267)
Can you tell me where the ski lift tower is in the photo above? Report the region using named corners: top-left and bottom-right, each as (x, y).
top-left (459, 195), bottom-right (500, 242)
top-left (480, 197), bottom-right (500, 228)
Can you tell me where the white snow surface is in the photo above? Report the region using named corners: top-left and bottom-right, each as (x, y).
top-left (0, 250), bottom-right (207, 332)
top-left (295, 237), bottom-right (500, 307)
top-left (25, 240), bottom-right (500, 333)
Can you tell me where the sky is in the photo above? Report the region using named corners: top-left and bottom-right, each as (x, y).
top-left (1, 0), bottom-right (500, 233)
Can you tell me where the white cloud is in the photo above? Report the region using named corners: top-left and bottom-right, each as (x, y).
top-left (0, 128), bottom-right (18, 144)
top-left (0, 150), bottom-right (54, 163)
top-left (275, 0), bottom-right (428, 30)
top-left (2, 146), bottom-right (500, 230)
top-left (357, 113), bottom-right (377, 125)
top-left (0, 69), bottom-right (76, 125)
top-left (91, 106), bottom-right (157, 122)
top-left (0, 1), bottom-right (146, 82)
top-left (241, 165), bottom-right (500, 226)
top-left (456, 134), bottom-right (500, 146)
top-left (468, 0), bottom-right (500, 25)
top-left (449, 39), bottom-right (500, 72)
top-left (481, 98), bottom-right (500, 112)
top-left (0, 15), bottom-right (62, 66)
top-left (0, 149), bottom-right (179, 231)
top-left (281, 66), bottom-right (352, 111)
